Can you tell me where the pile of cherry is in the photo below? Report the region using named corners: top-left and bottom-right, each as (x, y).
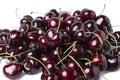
top-left (0, 8), bottom-right (120, 80)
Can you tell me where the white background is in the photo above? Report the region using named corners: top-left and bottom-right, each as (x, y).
top-left (0, 0), bottom-right (120, 80)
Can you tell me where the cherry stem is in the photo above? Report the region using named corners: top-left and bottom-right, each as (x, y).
top-left (56, 8), bottom-right (61, 33)
top-left (100, 72), bottom-right (108, 80)
top-left (100, 4), bottom-right (106, 15)
top-left (28, 56), bottom-right (51, 75)
top-left (1, 49), bottom-right (31, 58)
top-left (105, 27), bottom-right (118, 51)
top-left (63, 41), bottom-right (77, 55)
top-left (57, 41), bottom-right (77, 65)
top-left (15, 8), bottom-right (21, 19)
top-left (112, 25), bottom-right (120, 27)
top-left (31, 11), bottom-right (43, 15)
top-left (80, 58), bottom-right (92, 66)
top-left (86, 50), bottom-right (92, 55)
top-left (56, 47), bottom-right (67, 69)
top-left (86, 32), bottom-right (103, 44)
top-left (69, 55), bottom-right (87, 78)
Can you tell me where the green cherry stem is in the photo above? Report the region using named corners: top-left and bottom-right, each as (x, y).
top-left (57, 41), bottom-right (77, 65)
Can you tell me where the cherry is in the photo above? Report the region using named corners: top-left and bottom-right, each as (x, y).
top-left (73, 10), bottom-right (81, 16)
top-left (66, 60), bottom-right (79, 70)
top-left (31, 18), bottom-right (46, 30)
top-left (89, 53), bottom-right (107, 71)
top-left (44, 12), bottom-right (55, 24)
top-left (64, 16), bottom-right (77, 27)
top-left (45, 28), bottom-right (63, 48)
top-left (19, 24), bottom-right (30, 34)
top-left (87, 36), bottom-right (103, 51)
top-left (27, 33), bottom-right (38, 43)
top-left (106, 55), bottom-right (120, 71)
top-left (84, 20), bottom-right (98, 32)
top-left (0, 32), bottom-right (9, 44)
top-left (95, 15), bottom-right (113, 32)
top-left (9, 30), bottom-right (24, 47)
top-left (50, 9), bottom-right (59, 17)
top-left (74, 29), bottom-right (88, 42)
top-left (60, 11), bottom-right (70, 21)
top-left (81, 9), bottom-right (96, 21)
top-left (70, 21), bottom-right (84, 34)
top-left (40, 53), bottom-right (51, 62)
top-left (59, 69), bottom-right (77, 80)
top-left (113, 31), bottom-right (120, 45)
top-left (81, 65), bottom-right (100, 80)
top-left (3, 63), bottom-right (22, 78)
top-left (23, 15), bottom-right (33, 22)
top-left (0, 44), bottom-right (7, 53)
top-left (48, 17), bottom-right (59, 28)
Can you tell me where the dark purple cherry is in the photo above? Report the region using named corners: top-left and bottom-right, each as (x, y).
top-left (73, 10), bottom-right (81, 16)
top-left (20, 18), bottom-right (31, 26)
top-left (89, 53), bottom-right (107, 71)
top-left (3, 63), bottom-right (22, 78)
top-left (40, 53), bottom-right (51, 62)
top-left (84, 20), bottom-right (98, 32)
top-left (0, 44), bottom-right (7, 53)
top-left (81, 9), bottom-right (96, 21)
top-left (94, 29), bottom-right (106, 40)
top-left (23, 15), bottom-right (33, 22)
top-left (106, 55), bottom-right (120, 71)
top-left (23, 60), bottom-right (33, 73)
top-left (27, 33), bottom-right (38, 43)
top-left (19, 24), bottom-right (30, 34)
top-left (0, 32), bottom-right (9, 43)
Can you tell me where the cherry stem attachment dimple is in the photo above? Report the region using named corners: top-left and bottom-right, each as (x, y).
top-left (28, 56), bottom-right (51, 75)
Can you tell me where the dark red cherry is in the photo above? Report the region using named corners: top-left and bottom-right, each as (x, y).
top-left (60, 12), bottom-right (70, 21)
top-left (89, 53), bottom-right (107, 71)
top-left (87, 36), bottom-right (103, 51)
top-left (20, 18), bottom-right (31, 26)
top-left (74, 29), bottom-right (87, 42)
top-left (48, 17), bottom-right (59, 28)
top-left (27, 33), bottom-right (38, 43)
top-left (0, 44), bottom-right (7, 53)
top-left (81, 9), bottom-right (96, 21)
top-left (95, 15), bottom-right (112, 32)
top-left (44, 12), bottom-right (55, 24)
top-left (73, 10), bottom-right (81, 16)
top-left (70, 44), bottom-right (84, 58)
top-left (45, 28), bottom-right (63, 48)
top-left (0, 32), bottom-right (9, 43)
top-left (66, 60), bottom-right (79, 70)
top-left (59, 69), bottom-right (77, 80)
top-left (112, 47), bottom-right (120, 56)
top-left (23, 15), bottom-right (33, 22)
top-left (43, 61), bottom-right (59, 74)
top-left (113, 31), bottom-right (120, 44)
top-left (50, 9), bottom-right (59, 17)
top-left (9, 30), bottom-right (23, 47)
top-left (40, 53), bottom-right (51, 62)
top-left (70, 21), bottom-right (84, 34)
top-left (19, 24), bottom-right (30, 34)
top-left (64, 16), bottom-right (77, 27)
top-left (23, 60), bottom-right (33, 73)
top-left (106, 55), bottom-right (120, 71)
top-left (31, 18), bottom-right (45, 30)
top-left (3, 63), bottom-right (22, 78)
top-left (81, 65), bottom-right (100, 80)
top-left (84, 20), bottom-right (98, 32)
top-left (38, 36), bottom-right (48, 51)
top-left (76, 15), bottom-right (83, 21)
